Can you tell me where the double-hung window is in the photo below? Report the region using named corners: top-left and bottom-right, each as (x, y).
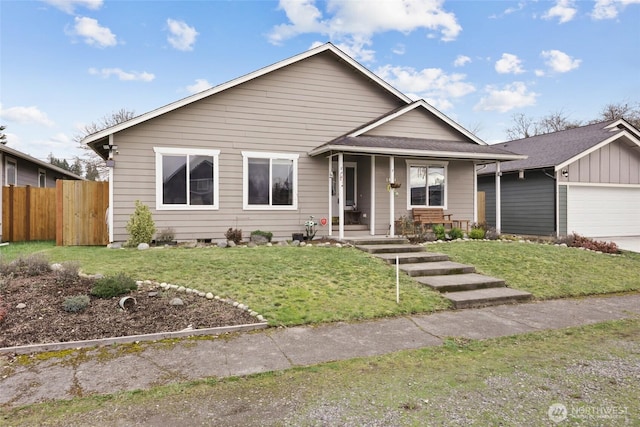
top-left (406, 161), bottom-right (447, 209)
top-left (5, 157), bottom-right (17, 186)
top-left (242, 151), bottom-right (298, 210)
top-left (154, 147), bottom-right (219, 210)
top-left (38, 169), bottom-right (46, 187)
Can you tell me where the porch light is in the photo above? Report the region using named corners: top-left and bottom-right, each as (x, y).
top-left (561, 169), bottom-right (569, 178)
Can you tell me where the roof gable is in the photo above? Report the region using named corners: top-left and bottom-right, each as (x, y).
top-left (480, 119), bottom-right (640, 174)
top-left (0, 145), bottom-right (85, 180)
top-left (83, 43), bottom-right (412, 150)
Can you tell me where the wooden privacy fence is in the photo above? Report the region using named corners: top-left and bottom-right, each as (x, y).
top-left (57, 180), bottom-right (109, 246)
top-left (2, 181), bottom-right (109, 245)
top-left (2, 185), bottom-right (57, 241)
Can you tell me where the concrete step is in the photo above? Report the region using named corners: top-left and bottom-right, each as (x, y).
top-left (376, 252), bottom-right (450, 265)
top-left (347, 237), bottom-right (408, 246)
top-left (415, 273), bottom-right (506, 292)
top-left (399, 261), bottom-right (475, 277)
top-left (356, 244), bottom-right (425, 254)
top-left (445, 287), bottom-right (533, 309)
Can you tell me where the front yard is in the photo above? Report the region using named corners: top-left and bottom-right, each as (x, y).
top-left (1, 240), bottom-right (639, 328)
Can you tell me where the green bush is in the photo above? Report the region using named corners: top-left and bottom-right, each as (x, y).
top-left (90, 273), bottom-right (138, 299)
top-left (225, 228), bottom-right (243, 244)
top-left (449, 227), bottom-right (464, 240)
top-left (432, 224), bottom-right (446, 240)
top-left (251, 230), bottom-right (273, 242)
top-left (62, 295), bottom-right (90, 313)
top-left (469, 227), bottom-right (486, 239)
top-left (125, 200), bottom-right (156, 247)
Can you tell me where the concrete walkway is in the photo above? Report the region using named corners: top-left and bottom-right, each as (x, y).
top-left (1, 293), bottom-right (639, 408)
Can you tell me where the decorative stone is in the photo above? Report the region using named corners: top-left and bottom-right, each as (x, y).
top-left (148, 291), bottom-right (159, 297)
top-left (250, 311), bottom-right (258, 316)
top-left (278, 241), bottom-right (288, 246)
top-left (16, 303), bottom-right (26, 309)
top-left (186, 288), bottom-right (193, 293)
top-left (300, 241), bottom-right (306, 247)
top-left (205, 292), bottom-right (214, 299)
top-left (233, 301), bottom-right (239, 307)
top-left (214, 295), bottom-right (220, 300)
top-left (291, 240), bottom-right (300, 247)
top-left (227, 240), bottom-right (236, 247)
top-left (177, 286), bottom-right (186, 292)
top-left (247, 242), bottom-right (257, 248)
top-left (169, 284), bottom-right (179, 289)
top-left (238, 304), bottom-right (245, 310)
top-left (144, 280), bottom-right (152, 285)
top-left (170, 297), bottom-right (184, 306)
top-left (107, 242), bottom-right (123, 249)
top-left (50, 263), bottom-right (63, 271)
top-left (216, 240), bottom-right (228, 248)
top-left (137, 243), bottom-right (150, 250)
top-left (335, 243), bottom-right (342, 248)
top-left (198, 292), bottom-right (206, 297)
top-left (93, 274), bottom-right (105, 280)
top-left (266, 242), bottom-right (272, 247)
top-left (136, 280), bottom-right (144, 286)
top-left (257, 315), bottom-right (265, 321)
top-left (250, 234), bottom-right (269, 245)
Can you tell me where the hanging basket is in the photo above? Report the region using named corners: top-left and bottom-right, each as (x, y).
top-left (389, 182), bottom-right (402, 189)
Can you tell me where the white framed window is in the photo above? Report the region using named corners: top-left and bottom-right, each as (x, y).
top-left (38, 169), bottom-right (46, 188)
top-left (406, 160), bottom-right (448, 209)
top-left (242, 151), bottom-right (298, 210)
top-left (5, 157), bottom-right (17, 186)
top-left (154, 147), bottom-right (220, 210)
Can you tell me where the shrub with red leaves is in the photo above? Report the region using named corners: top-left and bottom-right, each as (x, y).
top-left (569, 234), bottom-right (620, 254)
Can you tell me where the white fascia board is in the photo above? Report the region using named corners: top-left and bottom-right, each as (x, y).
top-left (308, 144), bottom-right (527, 161)
top-left (555, 131), bottom-right (640, 171)
top-left (82, 43), bottom-right (412, 146)
top-left (605, 118), bottom-right (640, 139)
top-left (349, 99), bottom-right (487, 146)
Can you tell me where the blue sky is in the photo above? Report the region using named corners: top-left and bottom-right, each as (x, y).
top-left (1, 0), bottom-right (639, 162)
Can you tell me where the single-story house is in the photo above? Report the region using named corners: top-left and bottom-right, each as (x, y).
top-left (478, 119), bottom-right (640, 238)
top-left (1, 144), bottom-right (84, 237)
top-left (83, 43), bottom-right (525, 243)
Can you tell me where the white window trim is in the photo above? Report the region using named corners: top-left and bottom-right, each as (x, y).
top-left (405, 160), bottom-right (448, 210)
top-left (153, 147), bottom-right (220, 211)
top-left (5, 157), bottom-right (17, 186)
top-left (242, 151), bottom-right (299, 210)
top-left (38, 168), bottom-right (47, 188)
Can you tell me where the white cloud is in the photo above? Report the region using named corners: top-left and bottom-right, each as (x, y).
top-left (269, 0), bottom-right (462, 62)
top-left (489, 1), bottom-right (526, 19)
top-left (42, 0), bottom-right (102, 14)
top-left (592, 0), bottom-right (640, 19)
top-left (543, 0), bottom-right (578, 23)
top-left (0, 104), bottom-right (55, 127)
top-left (474, 82), bottom-right (538, 113)
top-left (453, 55), bottom-right (471, 67)
top-left (166, 19), bottom-right (198, 51)
top-left (375, 64), bottom-right (475, 110)
top-left (534, 69), bottom-right (545, 77)
top-left (495, 53), bottom-right (525, 74)
top-left (392, 44), bottom-right (406, 55)
top-left (186, 79), bottom-right (213, 94)
top-left (71, 16), bottom-right (117, 47)
top-left (89, 67), bottom-right (155, 82)
top-left (541, 49), bottom-right (581, 72)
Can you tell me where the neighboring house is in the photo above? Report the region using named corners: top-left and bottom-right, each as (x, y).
top-left (478, 120), bottom-right (640, 238)
top-left (83, 43), bottom-right (524, 243)
top-left (0, 144), bottom-right (84, 239)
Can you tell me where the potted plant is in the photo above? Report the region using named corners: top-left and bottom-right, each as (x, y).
top-left (304, 215), bottom-right (317, 241)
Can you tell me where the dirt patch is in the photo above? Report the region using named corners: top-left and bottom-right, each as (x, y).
top-left (0, 271), bottom-right (260, 348)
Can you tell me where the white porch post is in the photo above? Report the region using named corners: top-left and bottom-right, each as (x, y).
top-left (495, 161), bottom-right (501, 233)
top-left (107, 134), bottom-right (114, 243)
top-left (328, 155), bottom-right (333, 237)
top-left (473, 163), bottom-right (478, 224)
top-left (338, 153), bottom-right (345, 240)
top-left (389, 156), bottom-right (395, 236)
top-left (370, 155), bottom-right (376, 236)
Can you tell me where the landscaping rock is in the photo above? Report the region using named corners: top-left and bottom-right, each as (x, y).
top-left (148, 292), bottom-right (159, 297)
top-left (177, 286), bottom-right (186, 292)
top-left (169, 297), bottom-right (184, 306)
top-left (247, 242), bottom-right (257, 248)
top-left (227, 240), bottom-right (236, 247)
top-left (266, 242), bottom-right (273, 247)
top-left (16, 303), bottom-right (26, 309)
top-left (137, 243), bottom-right (150, 250)
top-left (217, 240), bottom-right (228, 248)
top-left (50, 263), bottom-right (63, 272)
top-left (278, 241), bottom-right (288, 246)
top-left (107, 242), bottom-right (123, 249)
top-left (250, 234), bottom-right (269, 245)
top-left (205, 292), bottom-right (214, 299)
top-left (291, 240), bottom-right (300, 247)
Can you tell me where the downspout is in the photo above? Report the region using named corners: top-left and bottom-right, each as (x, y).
top-left (328, 155), bottom-right (333, 237)
top-left (389, 156), bottom-right (395, 236)
top-left (107, 134), bottom-right (114, 243)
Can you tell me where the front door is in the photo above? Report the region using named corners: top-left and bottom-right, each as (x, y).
top-left (332, 161), bottom-right (357, 215)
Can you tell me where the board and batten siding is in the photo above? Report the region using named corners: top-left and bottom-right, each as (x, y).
top-left (110, 52), bottom-right (405, 242)
top-left (560, 139), bottom-right (640, 185)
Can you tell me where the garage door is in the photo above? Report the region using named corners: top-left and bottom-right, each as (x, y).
top-left (567, 186), bottom-right (640, 237)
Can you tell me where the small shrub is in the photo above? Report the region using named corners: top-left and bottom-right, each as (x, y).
top-left (449, 227), bottom-right (464, 240)
top-left (91, 273), bottom-right (138, 299)
top-left (484, 226), bottom-right (500, 240)
top-left (6, 254), bottom-right (50, 277)
top-left (156, 227), bottom-right (176, 244)
top-left (125, 200), bottom-right (156, 247)
top-left (62, 295), bottom-right (90, 313)
top-left (225, 228), bottom-right (243, 244)
top-left (55, 261), bottom-right (81, 284)
top-left (0, 299), bottom-right (7, 323)
top-left (251, 230), bottom-right (273, 242)
top-left (567, 234), bottom-right (619, 254)
top-left (432, 224), bottom-right (446, 240)
top-left (468, 225), bottom-right (486, 240)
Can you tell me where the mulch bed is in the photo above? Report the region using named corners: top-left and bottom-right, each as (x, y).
top-left (0, 271), bottom-right (260, 348)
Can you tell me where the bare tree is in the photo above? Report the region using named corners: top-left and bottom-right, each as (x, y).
top-left (74, 109), bottom-right (136, 180)
top-left (538, 110), bottom-right (582, 134)
top-left (505, 112), bottom-right (539, 140)
top-left (592, 100), bottom-right (640, 129)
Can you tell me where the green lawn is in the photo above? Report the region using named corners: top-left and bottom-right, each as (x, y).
top-left (2, 239), bottom-right (639, 326)
top-left (429, 240), bottom-right (640, 299)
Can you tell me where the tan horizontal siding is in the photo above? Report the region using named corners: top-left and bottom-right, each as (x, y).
top-left (364, 108), bottom-right (464, 141)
